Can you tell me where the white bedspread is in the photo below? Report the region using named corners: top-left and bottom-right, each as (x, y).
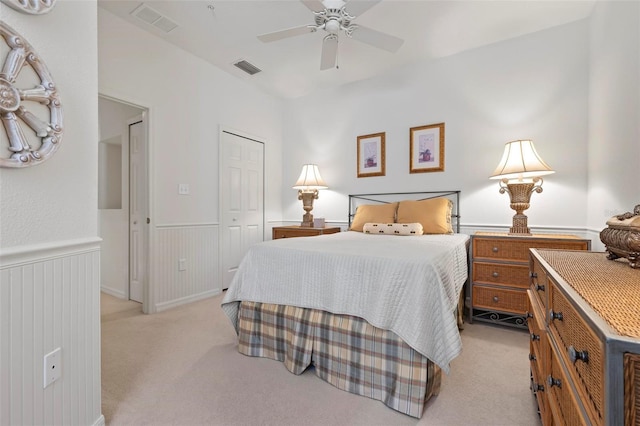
top-left (221, 231), bottom-right (469, 373)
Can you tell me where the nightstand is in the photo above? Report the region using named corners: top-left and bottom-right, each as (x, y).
top-left (272, 225), bottom-right (341, 239)
top-left (469, 232), bottom-right (590, 328)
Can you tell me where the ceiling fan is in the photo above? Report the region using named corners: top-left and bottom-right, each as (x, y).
top-left (257, 0), bottom-right (404, 70)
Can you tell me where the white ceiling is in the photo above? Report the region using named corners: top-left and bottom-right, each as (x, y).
top-left (98, 0), bottom-right (596, 99)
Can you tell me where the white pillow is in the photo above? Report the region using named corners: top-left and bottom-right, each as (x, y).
top-left (362, 222), bottom-right (424, 236)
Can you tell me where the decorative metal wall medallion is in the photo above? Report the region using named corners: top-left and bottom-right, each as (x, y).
top-left (1, 0), bottom-right (57, 15)
top-left (0, 22), bottom-right (63, 168)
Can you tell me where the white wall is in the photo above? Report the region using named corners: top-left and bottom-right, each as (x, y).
top-left (0, 1), bottom-right (103, 425)
top-left (98, 8), bottom-right (284, 310)
top-left (282, 20), bottom-right (591, 235)
top-left (587, 1), bottom-right (640, 250)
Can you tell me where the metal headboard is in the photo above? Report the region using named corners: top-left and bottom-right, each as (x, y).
top-left (348, 191), bottom-right (461, 233)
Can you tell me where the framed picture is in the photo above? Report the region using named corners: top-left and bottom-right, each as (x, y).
top-left (409, 122), bottom-right (445, 173)
top-left (357, 132), bottom-right (385, 178)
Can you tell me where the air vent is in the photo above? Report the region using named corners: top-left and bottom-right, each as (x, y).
top-left (233, 60), bottom-right (262, 76)
top-left (131, 3), bottom-right (179, 33)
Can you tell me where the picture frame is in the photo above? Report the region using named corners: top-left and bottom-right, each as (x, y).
top-left (357, 132), bottom-right (385, 178)
top-left (409, 122), bottom-right (445, 173)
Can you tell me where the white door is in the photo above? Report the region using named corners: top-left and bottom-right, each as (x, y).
top-left (129, 120), bottom-right (146, 303)
top-left (220, 130), bottom-right (264, 290)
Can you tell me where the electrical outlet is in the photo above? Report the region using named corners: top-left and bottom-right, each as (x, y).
top-left (44, 347), bottom-right (61, 388)
top-left (178, 258), bottom-right (186, 271)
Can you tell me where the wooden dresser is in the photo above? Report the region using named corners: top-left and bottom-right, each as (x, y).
top-left (528, 249), bottom-right (640, 425)
top-left (469, 232), bottom-right (590, 328)
top-left (272, 225), bottom-right (341, 239)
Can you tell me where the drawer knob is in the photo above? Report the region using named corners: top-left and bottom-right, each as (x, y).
top-left (525, 311), bottom-right (534, 319)
top-left (568, 346), bottom-right (589, 364)
top-left (529, 353), bottom-right (537, 361)
top-left (492, 271), bottom-right (499, 278)
top-left (530, 272), bottom-right (538, 278)
top-left (530, 333), bottom-right (540, 341)
top-left (547, 375), bottom-right (562, 389)
top-left (492, 296), bottom-right (499, 303)
top-left (535, 284), bottom-right (545, 292)
top-left (492, 246), bottom-right (499, 252)
top-left (549, 309), bottom-right (564, 321)
top-left (531, 382), bottom-right (544, 392)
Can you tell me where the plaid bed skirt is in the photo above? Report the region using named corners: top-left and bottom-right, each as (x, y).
top-left (238, 301), bottom-right (442, 418)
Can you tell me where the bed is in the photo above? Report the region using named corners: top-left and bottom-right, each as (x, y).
top-left (221, 191), bottom-right (469, 418)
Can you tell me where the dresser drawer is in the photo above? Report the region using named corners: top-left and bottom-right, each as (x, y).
top-left (549, 281), bottom-right (604, 424)
top-left (527, 290), bottom-right (547, 367)
top-left (530, 256), bottom-right (550, 311)
top-left (547, 348), bottom-right (588, 426)
top-left (473, 262), bottom-right (530, 288)
top-left (625, 353), bottom-right (640, 426)
top-left (472, 285), bottom-right (527, 315)
top-left (474, 237), bottom-right (589, 263)
top-left (530, 339), bottom-right (551, 426)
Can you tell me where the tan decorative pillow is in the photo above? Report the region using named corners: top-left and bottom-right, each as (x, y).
top-left (396, 197), bottom-right (453, 234)
top-left (350, 202), bottom-right (398, 232)
top-left (363, 222), bottom-right (424, 236)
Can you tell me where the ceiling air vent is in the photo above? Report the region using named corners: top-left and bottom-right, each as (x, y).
top-left (233, 60), bottom-right (262, 76)
top-left (131, 3), bottom-right (179, 33)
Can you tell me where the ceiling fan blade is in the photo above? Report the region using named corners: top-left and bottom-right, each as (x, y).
top-left (320, 35), bottom-right (338, 70)
top-left (258, 25), bottom-right (315, 43)
top-left (350, 24), bottom-right (404, 53)
top-left (344, 0), bottom-right (382, 17)
top-left (301, 0), bottom-right (325, 13)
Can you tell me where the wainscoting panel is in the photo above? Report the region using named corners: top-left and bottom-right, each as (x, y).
top-left (154, 224), bottom-right (220, 311)
top-left (0, 239), bottom-right (103, 426)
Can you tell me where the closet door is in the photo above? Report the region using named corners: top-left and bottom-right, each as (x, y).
top-left (220, 130), bottom-right (264, 290)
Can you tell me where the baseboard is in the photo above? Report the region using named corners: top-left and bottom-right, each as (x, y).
top-left (100, 286), bottom-right (126, 299)
top-left (155, 289), bottom-right (221, 312)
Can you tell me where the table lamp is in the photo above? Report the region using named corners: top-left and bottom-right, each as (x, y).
top-left (490, 140), bottom-right (555, 235)
top-left (292, 164), bottom-right (328, 227)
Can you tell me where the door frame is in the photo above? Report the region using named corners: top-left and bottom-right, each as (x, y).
top-left (99, 91), bottom-right (154, 314)
top-left (218, 125), bottom-right (266, 291)
top-left (127, 116), bottom-right (145, 304)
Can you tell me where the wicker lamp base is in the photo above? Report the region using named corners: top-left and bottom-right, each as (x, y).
top-left (499, 180), bottom-right (544, 236)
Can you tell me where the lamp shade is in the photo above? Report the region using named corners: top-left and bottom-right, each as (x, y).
top-left (292, 164), bottom-right (328, 190)
top-left (490, 140), bottom-right (555, 180)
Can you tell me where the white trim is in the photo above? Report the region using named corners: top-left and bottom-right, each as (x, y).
top-left (93, 415), bottom-right (106, 426)
top-left (155, 289), bottom-right (221, 312)
top-left (0, 237), bottom-right (102, 268)
top-left (155, 222), bottom-right (219, 229)
top-left (274, 219), bottom-right (347, 224)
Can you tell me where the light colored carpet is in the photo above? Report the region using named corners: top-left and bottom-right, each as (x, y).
top-left (101, 292), bottom-right (540, 426)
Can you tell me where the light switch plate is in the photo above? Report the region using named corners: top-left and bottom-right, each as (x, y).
top-left (178, 183), bottom-right (190, 195)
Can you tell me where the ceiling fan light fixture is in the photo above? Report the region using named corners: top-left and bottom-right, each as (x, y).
top-left (325, 18), bottom-right (340, 34)
top-left (257, 0), bottom-right (403, 70)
